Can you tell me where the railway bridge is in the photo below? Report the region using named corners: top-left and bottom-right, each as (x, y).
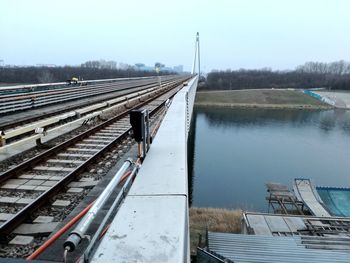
top-left (0, 34), bottom-right (201, 262)
top-left (0, 74), bottom-right (198, 262)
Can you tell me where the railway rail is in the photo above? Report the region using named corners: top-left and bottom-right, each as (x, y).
top-left (0, 77), bottom-right (183, 147)
top-left (0, 76), bottom-right (154, 94)
top-left (0, 78), bottom-right (189, 254)
top-left (0, 75), bottom-right (179, 116)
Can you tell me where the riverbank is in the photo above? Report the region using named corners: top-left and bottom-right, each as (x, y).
top-left (189, 207), bottom-right (242, 255)
top-left (195, 89), bottom-right (332, 109)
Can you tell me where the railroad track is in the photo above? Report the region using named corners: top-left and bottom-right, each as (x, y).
top-left (0, 76), bottom-right (154, 95)
top-left (0, 78), bottom-right (151, 115)
top-left (0, 78), bottom-right (189, 256)
top-left (0, 77), bottom-right (183, 148)
top-left (0, 75), bottom-right (179, 117)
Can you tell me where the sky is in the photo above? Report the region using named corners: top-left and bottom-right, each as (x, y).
top-left (1, 0), bottom-right (349, 72)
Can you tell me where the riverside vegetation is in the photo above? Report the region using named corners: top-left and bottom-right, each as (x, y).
top-left (189, 208), bottom-right (242, 255)
top-left (195, 89), bottom-right (331, 109)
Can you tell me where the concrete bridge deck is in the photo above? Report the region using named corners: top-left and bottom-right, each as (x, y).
top-left (90, 76), bottom-right (198, 262)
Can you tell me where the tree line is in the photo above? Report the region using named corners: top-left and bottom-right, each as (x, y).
top-left (0, 66), bottom-right (173, 84)
top-left (203, 61), bottom-right (350, 91)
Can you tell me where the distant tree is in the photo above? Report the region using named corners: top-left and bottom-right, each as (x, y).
top-left (0, 66), bottom-right (174, 84)
top-left (37, 70), bottom-right (55, 83)
top-left (202, 61), bottom-right (350, 91)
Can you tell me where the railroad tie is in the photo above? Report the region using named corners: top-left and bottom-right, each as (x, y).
top-left (13, 222), bottom-right (59, 236)
top-left (52, 200), bottom-right (71, 207)
top-left (33, 166), bottom-right (75, 172)
top-left (0, 213), bottom-right (14, 221)
top-left (9, 235), bottom-right (34, 245)
top-left (57, 153), bottom-right (92, 158)
top-left (46, 159), bottom-right (85, 165)
top-left (66, 147), bottom-right (100, 152)
top-left (83, 139), bottom-right (112, 144)
top-left (68, 181), bottom-right (99, 188)
top-left (0, 197), bottom-right (35, 205)
top-left (100, 128), bottom-right (120, 131)
top-left (33, 216), bottom-right (54, 223)
top-left (18, 174), bottom-right (50, 180)
top-left (94, 132), bottom-right (117, 137)
top-left (6, 179), bottom-right (28, 185)
top-left (67, 188), bottom-right (84, 193)
top-left (99, 130), bottom-right (119, 134)
top-left (75, 143), bottom-right (105, 148)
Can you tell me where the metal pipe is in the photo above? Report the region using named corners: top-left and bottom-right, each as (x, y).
top-left (80, 165), bottom-right (140, 262)
top-left (26, 202), bottom-right (95, 260)
top-left (63, 159), bottom-right (132, 252)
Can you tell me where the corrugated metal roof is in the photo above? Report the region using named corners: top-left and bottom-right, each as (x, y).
top-left (244, 212), bottom-right (350, 237)
top-left (208, 232), bottom-right (350, 263)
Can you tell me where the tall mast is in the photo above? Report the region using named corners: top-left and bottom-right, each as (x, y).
top-left (191, 32), bottom-right (200, 76)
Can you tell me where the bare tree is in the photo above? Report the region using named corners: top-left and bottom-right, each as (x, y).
top-left (37, 70), bottom-right (55, 83)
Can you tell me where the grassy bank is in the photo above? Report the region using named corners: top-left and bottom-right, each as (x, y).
top-left (189, 207), bottom-right (242, 255)
top-left (195, 89), bottom-right (332, 109)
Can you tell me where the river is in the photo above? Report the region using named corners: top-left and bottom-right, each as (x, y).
top-left (188, 107), bottom-right (350, 212)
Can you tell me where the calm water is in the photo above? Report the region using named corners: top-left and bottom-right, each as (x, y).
top-left (188, 107), bottom-right (350, 212)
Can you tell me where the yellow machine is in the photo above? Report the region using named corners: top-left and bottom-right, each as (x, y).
top-left (66, 77), bottom-right (79, 84)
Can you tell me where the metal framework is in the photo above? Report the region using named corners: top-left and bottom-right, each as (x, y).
top-left (266, 182), bottom-right (309, 215)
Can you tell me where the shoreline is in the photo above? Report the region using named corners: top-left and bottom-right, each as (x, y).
top-left (195, 89), bottom-right (334, 110)
top-left (195, 102), bottom-right (333, 110)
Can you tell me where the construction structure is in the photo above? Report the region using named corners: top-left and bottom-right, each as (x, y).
top-left (266, 182), bottom-right (309, 215)
top-left (197, 179), bottom-right (350, 262)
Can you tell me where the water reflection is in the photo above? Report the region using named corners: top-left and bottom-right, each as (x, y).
top-left (189, 107), bottom-right (350, 211)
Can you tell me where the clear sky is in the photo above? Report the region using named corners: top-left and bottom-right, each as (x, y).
top-left (1, 0), bottom-right (349, 72)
